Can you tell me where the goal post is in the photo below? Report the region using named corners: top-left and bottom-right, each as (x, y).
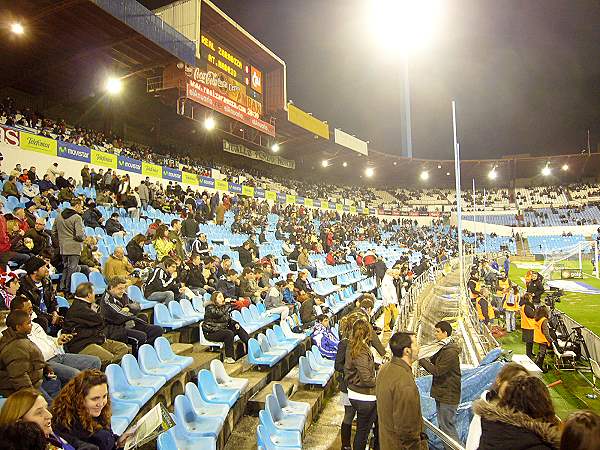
top-left (540, 240), bottom-right (599, 280)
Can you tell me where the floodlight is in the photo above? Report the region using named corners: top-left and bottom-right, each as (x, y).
top-left (365, 167), bottom-right (374, 177)
top-left (105, 77), bottom-right (122, 95)
top-left (437, 164), bottom-right (442, 169)
top-left (10, 23), bottom-right (24, 35)
top-left (321, 160), bottom-right (329, 168)
top-left (342, 161), bottom-right (348, 167)
top-left (446, 172), bottom-right (451, 176)
top-left (420, 170), bottom-right (429, 181)
top-left (393, 161), bottom-right (398, 166)
top-left (488, 169), bottom-right (497, 180)
top-left (204, 117), bottom-right (216, 131)
top-left (541, 165), bottom-right (551, 176)
top-left (271, 143), bottom-right (280, 152)
top-left (370, 0), bottom-right (443, 54)
top-left (561, 164), bottom-right (569, 171)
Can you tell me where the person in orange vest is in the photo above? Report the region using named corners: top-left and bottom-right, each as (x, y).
top-left (468, 271), bottom-right (481, 304)
top-left (476, 287), bottom-right (495, 326)
top-left (533, 306), bottom-right (552, 372)
top-left (503, 285), bottom-right (520, 333)
top-left (519, 292), bottom-right (536, 359)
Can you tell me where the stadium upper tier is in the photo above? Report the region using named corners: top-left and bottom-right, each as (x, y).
top-left (1, 98), bottom-right (599, 219)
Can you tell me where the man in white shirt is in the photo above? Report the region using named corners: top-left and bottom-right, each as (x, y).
top-left (381, 269), bottom-right (400, 332)
top-left (8, 295), bottom-right (101, 384)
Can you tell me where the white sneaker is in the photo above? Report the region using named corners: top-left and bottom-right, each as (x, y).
top-left (224, 357), bottom-right (236, 364)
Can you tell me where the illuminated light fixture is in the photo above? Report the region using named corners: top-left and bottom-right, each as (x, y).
top-left (420, 170), bottom-right (429, 181)
top-left (271, 143), bottom-right (280, 152)
top-left (105, 77), bottom-right (123, 95)
top-left (321, 160), bottom-right (329, 168)
top-left (10, 22), bottom-right (24, 35)
top-left (204, 117), bottom-right (216, 131)
top-left (488, 168), bottom-right (497, 180)
top-left (561, 163), bottom-right (569, 171)
top-left (342, 161), bottom-right (348, 167)
top-left (446, 172), bottom-right (451, 176)
top-left (437, 164), bottom-right (442, 169)
top-left (393, 161), bottom-right (398, 166)
top-left (365, 167), bottom-right (374, 177)
top-left (541, 164), bottom-right (551, 177)
top-left (370, 0), bottom-right (444, 54)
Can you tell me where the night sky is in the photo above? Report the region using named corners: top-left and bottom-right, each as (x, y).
top-left (141, 0), bottom-right (600, 160)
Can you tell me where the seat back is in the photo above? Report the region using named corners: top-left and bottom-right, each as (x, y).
top-left (154, 336), bottom-right (175, 361)
top-left (89, 271), bottom-right (107, 288)
top-left (154, 303), bottom-right (173, 323)
top-left (138, 344), bottom-right (160, 371)
top-left (209, 359), bottom-right (231, 384)
top-left (181, 299), bottom-right (197, 317)
top-left (249, 304), bottom-right (260, 321)
top-left (192, 297), bottom-right (205, 313)
top-left (257, 333), bottom-right (271, 353)
top-left (273, 324), bottom-right (287, 342)
top-left (121, 354), bottom-right (143, 381)
top-left (70, 272), bottom-right (88, 294)
top-left (256, 302), bottom-right (266, 314)
top-left (127, 285), bottom-right (146, 303)
top-left (198, 369), bottom-right (218, 397)
top-left (185, 382), bottom-right (208, 410)
top-left (307, 351), bottom-right (322, 372)
top-left (247, 338), bottom-right (261, 360)
top-left (56, 296), bottom-right (70, 309)
top-left (280, 320), bottom-right (295, 337)
top-left (106, 364), bottom-right (129, 392)
top-left (174, 394), bottom-right (196, 427)
top-left (258, 409), bottom-right (278, 436)
top-left (311, 345), bottom-right (326, 364)
top-left (231, 310), bottom-right (244, 325)
top-left (265, 328), bottom-right (279, 348)
top-left (265, 394), bottom-right (283, 422)
top-left (272, 383), bottom-right (289, 409)
top-left (299, 356), bottom-right (312, 378)
top-left (168, 301), bottom-right (185, 319)
top-left (157, 428), bottom-right (178, 450)
top-left (241, 308), bottom-right (255, 324)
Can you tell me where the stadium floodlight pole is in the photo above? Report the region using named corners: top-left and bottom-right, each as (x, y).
top-left (595, 241), bottom-right (599, 279)
top-left (400, 59), bottom-right (413, 158)
top-left (472, 178), bottom-right (476, 225)
top-left (452, 100), bottom-right (466, 316)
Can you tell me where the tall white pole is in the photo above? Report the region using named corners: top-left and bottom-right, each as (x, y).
top-left (483, 188), bottom-right (488, 254)
top-left (402, 59), bottom-right (413, 158)
top-left (472, 178), bottom-right (476, 223)
top-left (595, 241), bottom-right (599, 279)
top-left (452, 101), bottom-right (465, 315)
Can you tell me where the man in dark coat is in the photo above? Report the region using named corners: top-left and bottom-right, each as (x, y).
top-left (377, 332), bottom-right (428, 450)
top-left (419, 320), bottom-right (461, 449)
top-left (101, 276), bottom-right (162, 348)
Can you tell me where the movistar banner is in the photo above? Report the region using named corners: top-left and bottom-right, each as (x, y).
top-left (58, 141), bottom-right (91, 163)
top-left (117, 155), bottom-right (142, 174)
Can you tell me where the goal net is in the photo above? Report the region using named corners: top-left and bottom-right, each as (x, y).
top-left (540, 240), bottom-right (599, 280)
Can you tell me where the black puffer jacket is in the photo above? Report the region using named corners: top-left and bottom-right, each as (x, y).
top-left (474, 399), bottom-right (561, 450)
top-left (62, 298), bottom-right (107, 353)
top-left (201, 303), bottom-right (232, 334)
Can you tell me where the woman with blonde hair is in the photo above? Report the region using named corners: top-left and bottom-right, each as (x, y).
top-left (0, 388), bottom-right (78, 449)
top-left (52, 369), bottom-right (131, 450)
top-left (152, 224), bottom-right (175, 262)
top-left (344, 318), bottom-right (379, 450)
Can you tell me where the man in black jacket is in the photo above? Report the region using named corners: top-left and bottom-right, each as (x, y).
top-left (144, 257), bottom-right (182, 303)
top-left (216, 269), bottom-right (240, 300)
top-left (419, 320), bottom-right (461, 449)
top-left (181, 212), bottom-right (198, 252)
top-left (234, 240), bottom-right (254, 268)
top-left (62, 282), bottom-right (129, 368)
top-left (18, 256), bottom-right (61, 335)
top-left (24, 218), bottom-right (52, 255)
top-left (104, 213), bottom-right (126, 237)
top-left (101, 277), bottom-right (162, 348)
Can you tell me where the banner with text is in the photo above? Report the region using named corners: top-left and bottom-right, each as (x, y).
top-left (58, 141), bottom-right (91, 163)
top-left (20, 132), bottom-right (57, 156)
top-left (223, 139), bottom-right (295, 170)
top-left (117, 155), bottom-right (142, 174)
top-left (91, 150), bottom-right (117, 169)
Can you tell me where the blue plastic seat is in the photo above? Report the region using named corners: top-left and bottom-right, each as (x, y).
top-left (259, 410), bottom-right (302, 448)
top-left (184, 382), bottom-right (229, 422)
top-left (191, 296), bottom-right (205, 314)
top-left (154, 337), bottom-right (193, 370)
top-left (157, 424), bottom-right (216, 450)
top-left (127, 285), bottom-right (157, 310)
top-left (105, 364), bottom-right (154, 407)
top-left (110, 400), bottom-right (139, 434)
top-left (111, 416), bottom-right (131, 436)
top-left (238, 308), bottom-right (261, 332)
top-left (120, 354), bottom-right (166, 392)
top-left (69, 272), bottom-right (88, 294)
top-left (298, 356), bottom-right (329, 387)
top-left (310, 345), bottom-right (336, 368)
top-left (258, 333), bottom-right (290, 357)
top-left (272, 383), bottom-right (310, 417)
top-left (273, 325), bottom-right (302, 346)
top-left (56, 296), bottom-right (70, 309)
top-left (266, 328), bottom-right (297, 353)
top-left (154, 303), bottom-right (186, 329)
top-left (168, 301), bottom-right (199, 326)
top-left (197, 369), bottom-right (240, 407)
top-left (250, 304), bottom-right (273, 325)
top-left (265, 394), bottom-right (306, 432)
top-left (138, 344), bottom-right (181, 380)
top-left (257, 424), bottom-right (301, 450)
top-left (89, 271), bottom-right (107, 295)
top-left (247, 338), bottom-right (284, 367)
top-left (209, 359), bottom-right (249, 393)
top-left (181, 298), bottom-right (204, 320)
top-left (173, 394), bottom-right (223, 438)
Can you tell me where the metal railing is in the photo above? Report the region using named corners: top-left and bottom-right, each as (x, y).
top-left (423, 418), bottom-right (466, 450)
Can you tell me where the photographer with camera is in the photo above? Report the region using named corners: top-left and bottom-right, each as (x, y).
top-left (519, 292), bottom-right (536, 360)
top-left (533, 306), bottom-right (553, 372)
top-left (526, 271), bottom-right (545, 306)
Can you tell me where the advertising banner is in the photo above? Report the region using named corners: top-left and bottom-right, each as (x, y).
top-left (228, 182), bottom-right (242, 194)
top-left (265, 191), bottom-right (277, 201)
top-left (187, 80), bottom-right (275, 136)
top-left (222, 140), bottom-right (294, 169)
top-left (0, 125), bottom-right (19, 147)
top-left (91, 150), bottom-right (117, 169)
top-left (276, 192), bottom-right (286, 203)
top-left (296, 196), bottom-right (305, 205)
top-left (304, 198), bottom-right (313, 208)
top-left (162, 166), bottom-right (182, 182)
top-left (117, 155), bottom-right (142, 174)
top-left (313, 199), bottom-right (321, 208)
top-left (182, 172), bottom-right (198, 185)
top-left (58, 141), bottom-right (91, 163)
top-left (350, 206), bottom-right (357, 213)
top-left (215, 179), bottom-right (229, 191)
top-left (334, 128), bottom-right (369, 156)
top-left (142, 161), bottom-right (162, 178)
top-left (336, 204), bottom-right (344, 212)
top-left (363, 208), bottom-right (370, 215)
top-left (199, 176), bottom-right (215, 188)
top-left (254, 187), bottom-right (265, 199)
top-left (287, 103), bottom-right (329, 139)
top-left (20, 132), bottom-right (57, 156)
top-left (286, 194), bottom-right (296, 204)
top-left (241, 185), bottom-right (254, 197)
